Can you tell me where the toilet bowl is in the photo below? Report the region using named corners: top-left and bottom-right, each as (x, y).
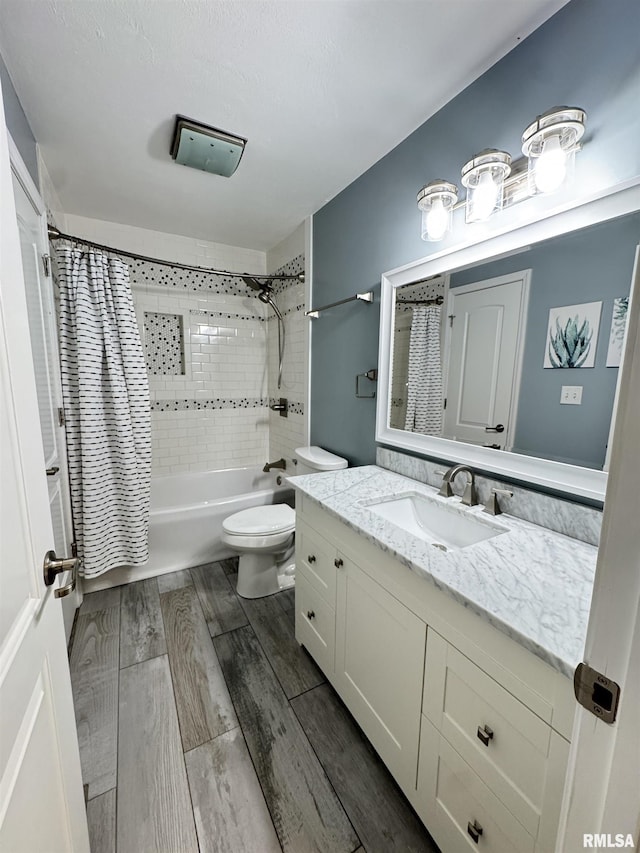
top-left (222, 504), bottom-right (296, 599)
top-left (222, 446), bottom-right (348, 599)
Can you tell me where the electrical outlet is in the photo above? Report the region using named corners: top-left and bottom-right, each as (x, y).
top-left (561, 385), bottom-right (583, 405)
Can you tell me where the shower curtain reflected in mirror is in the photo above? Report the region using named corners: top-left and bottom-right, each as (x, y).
top-left (57, 246), bottom-right (151, 578)
top-left (404, 305), bottom-right (443, 435)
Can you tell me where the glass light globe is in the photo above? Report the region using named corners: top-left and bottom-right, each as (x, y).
top-left (472, 170), bottom-right (500, 221)
top-left (461, 150), bottom-right (510, 224)
top-left (534, 134), bottom-right (567, 193)
top-left (417, 180), bottom-right (457, 242)
top-left (425, 197), bottom-right (449, 241)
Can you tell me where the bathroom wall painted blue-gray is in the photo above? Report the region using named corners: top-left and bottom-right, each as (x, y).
top-left (311, 0), bottom-right (640, 466)
top-left (0, 53), bottom-right (38, 185)
top-left (449, 212), bottom-right (640, 469)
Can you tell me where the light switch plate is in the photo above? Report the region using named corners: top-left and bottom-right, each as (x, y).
top-left (561, 385), bottom-right (583, 405)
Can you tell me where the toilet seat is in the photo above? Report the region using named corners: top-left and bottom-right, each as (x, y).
top-left (223, 504), bottom-right (295, 537)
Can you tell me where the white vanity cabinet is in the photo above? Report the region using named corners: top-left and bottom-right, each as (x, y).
top-left (296, 514), bottom-right (426, 791)
top-left (293, 495), bottom-right (574, 853)
top-left (334, 557), bottom-right (426, 793)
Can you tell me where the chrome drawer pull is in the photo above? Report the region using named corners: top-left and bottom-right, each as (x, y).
top-left (334, 557), bottom-right (344, 568)
top-left (307, 554), bottom-right (316, 564)
top-left (477, 724), bottom-right (494, 746)
top-left (307, 610), bottom-right (315, 620)
top-left (467, 820), bottom-right (483, 843)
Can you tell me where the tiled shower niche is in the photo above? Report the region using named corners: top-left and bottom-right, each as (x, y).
top-left (144, 311), bottom-right (185, 376)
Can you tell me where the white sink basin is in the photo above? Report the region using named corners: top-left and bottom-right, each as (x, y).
top-left (363, 491), bottom-right (507, 551)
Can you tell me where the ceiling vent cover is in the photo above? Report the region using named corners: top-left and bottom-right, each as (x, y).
top-left (170, 116), bottom-right (247, 178)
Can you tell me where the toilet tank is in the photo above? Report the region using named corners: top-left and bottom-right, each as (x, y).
top-left (294, 446), bottom-right (348, 476)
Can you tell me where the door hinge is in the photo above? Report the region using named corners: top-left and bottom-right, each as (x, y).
top-left (58, 407), bottom-right (66, 426)
top-left (574, 662), bottom-right (621, 724)
top-left (448, 314), bottom-right (455, 327)
top-left (443, 398), bottom-right (447, 410)
top-left (42, 253), bottom-right (51, 277)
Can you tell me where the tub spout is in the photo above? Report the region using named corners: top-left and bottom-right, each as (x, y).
top-left (263, 458), bottom-right (286, 473)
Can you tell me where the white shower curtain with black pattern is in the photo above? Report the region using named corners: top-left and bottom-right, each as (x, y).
top-left (57, 247), bottom-right (151, 578)
top-left (404, 305), bottom-right (443, 435)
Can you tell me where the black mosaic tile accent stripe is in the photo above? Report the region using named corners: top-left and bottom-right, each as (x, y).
top-left (125, 252), bottom-right (306, 297)
top-left (129, 257), bottom-right (250, 295)
top-left (396, 277), bottom-right (445, 309)
top-left (266, 302), bottom-right (306, 319)
top-left (151, 397), bottom-right (267, 412)
top-left (270, 254), bottom-right (305, 296)
top-left (190, 309), bottom-right (265, 323)
top-left (269, 398), bottom-right (305, 416)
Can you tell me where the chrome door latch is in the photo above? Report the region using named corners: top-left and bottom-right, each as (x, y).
top-left (574, 662), bottom-right (621, 724)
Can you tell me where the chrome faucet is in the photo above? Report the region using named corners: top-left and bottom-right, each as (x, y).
top-left (437, 464), bottom-right (479, 506)
top-left (263, 458), bottom-right (286, 473)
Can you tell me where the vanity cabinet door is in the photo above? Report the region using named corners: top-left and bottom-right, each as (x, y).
top-left (334, 557), bottom-right (427, 793)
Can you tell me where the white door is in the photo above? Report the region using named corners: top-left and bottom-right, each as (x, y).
top-left (557, 238), bottom-right (640, 850)
top-left (443, 271), bottom-right (530, 451)
top-left (11, 142), bottom-right (79, 642)
top-left (0, 88), bottom-right (89, 851)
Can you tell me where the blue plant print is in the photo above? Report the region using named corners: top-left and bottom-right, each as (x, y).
top-left (548, 315), bottom-right (593, 368)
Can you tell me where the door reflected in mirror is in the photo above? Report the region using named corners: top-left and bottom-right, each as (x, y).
top-left (390, 211), bottom-right (640, 471)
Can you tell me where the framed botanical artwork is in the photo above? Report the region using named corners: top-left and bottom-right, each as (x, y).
top-left (606, 296), bottom-right (629, 368)
top-left (544, 301), bottom-right (602, 369)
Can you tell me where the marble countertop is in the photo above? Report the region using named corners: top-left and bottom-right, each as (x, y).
top-left (288, 465), bottom-right (597, 678)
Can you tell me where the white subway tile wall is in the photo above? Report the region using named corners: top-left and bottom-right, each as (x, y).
top-left (57, 215), bottom-right (307, 476)
top-left (150, 408), bottom-right (269, 476)
top-left (135, 287), bottom-right (269, 474)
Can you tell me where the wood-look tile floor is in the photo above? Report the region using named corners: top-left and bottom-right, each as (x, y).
top-left (69, 558), bottom-right (439, 853)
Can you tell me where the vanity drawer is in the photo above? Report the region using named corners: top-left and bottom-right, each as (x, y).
top-left (418, 716), bottom-right (535, 853)
top-left (295, 569), bottom-right (335, 675)
top-left (423, 631), bottom-right (566, 839)
top-left (296, 521), bottom-right (337, 606)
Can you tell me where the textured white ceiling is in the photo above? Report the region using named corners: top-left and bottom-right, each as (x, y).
top-left (0, 0), bottom-right (567, 250)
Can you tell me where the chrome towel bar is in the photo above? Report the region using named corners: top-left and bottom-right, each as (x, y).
top-left (305, 291), bottom-right (374, 318)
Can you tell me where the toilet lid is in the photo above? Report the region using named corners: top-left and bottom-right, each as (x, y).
top-left (223, 504), bottom-right (295, 536)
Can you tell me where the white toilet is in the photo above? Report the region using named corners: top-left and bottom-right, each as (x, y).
top-left (222, 446), bottom-right (347, 599)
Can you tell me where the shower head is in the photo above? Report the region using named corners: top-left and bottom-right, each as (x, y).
top-left (242, 275), bottom-right (280, 318)
top-left (242, 276), bottom-right (274, 296)
top-left (261, 292), bottom-right (283, 321)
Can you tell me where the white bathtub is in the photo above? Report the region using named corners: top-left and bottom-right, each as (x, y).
top-left (83, 466), bottom-right (293, 592)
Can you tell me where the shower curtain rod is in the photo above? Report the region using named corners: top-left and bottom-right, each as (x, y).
top-left (46, 226), bottom-right (305, 282)
top-left (396, 295), bottom-right (444, 306)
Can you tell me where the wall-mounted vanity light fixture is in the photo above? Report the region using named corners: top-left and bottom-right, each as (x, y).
top-left (417, 106), bottom-right (586, 241)
top-left (417, 180), bottom-right (458, 242)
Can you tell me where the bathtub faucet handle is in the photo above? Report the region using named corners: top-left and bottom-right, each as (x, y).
top-left (263, 458), bottom-right (287, 473)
